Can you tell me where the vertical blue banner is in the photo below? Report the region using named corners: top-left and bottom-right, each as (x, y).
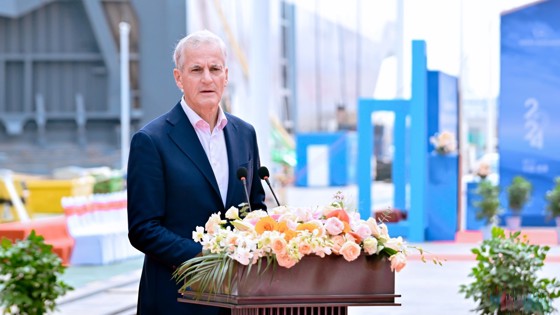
top-left (426, 71), bottom-right (459, 240)
top-left (427, 71), bottom-right (459, 152)
top-left (499, 0), bottom-right (560, 225)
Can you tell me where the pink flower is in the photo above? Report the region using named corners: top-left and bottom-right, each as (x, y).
top-left (205, 213), bottom-right (224, 235)
top-left (271, 237), bottom-right (287, 255)
top-left (226, 235), bottom-right (239, 251)
top-left (276, 253), bottom-right (297, 268)
top-left (389, 252), bottom-right (407, 272)
top-left (339, 241), bottom-right (361, 262)
top-left (325, 217), bottom-right (344, 235)
top-left (298, 242), bottom-right (312, 255)
top-left (353, 223), bottom-right (372, 240)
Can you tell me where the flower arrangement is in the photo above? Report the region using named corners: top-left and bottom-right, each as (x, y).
top-left (475, 161), bottom-right (491, 180)
top-left (429, 131), bottom-right (457, 155)
top-left (173, 192), bottom-right (429, 296)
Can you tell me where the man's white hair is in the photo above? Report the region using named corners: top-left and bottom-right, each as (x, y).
top-left (173, 30), bottom-right (227, 70)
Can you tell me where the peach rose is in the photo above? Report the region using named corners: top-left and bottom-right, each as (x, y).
top-left (353, 223), bottom-right (372, 240)
top-left (271, 237), bottom-right (287, 255)
top-left (339, 241), bottom-right (361, 262)
top-left (276, 253), bottom-right (297, 268)
top-left (389, 252), bottom-right (407, 272)
top-left (330, 235), bottom-right (346, 254)
top-left (298, 242), bottom-right (313, 255)
top-left (326, 209), bottom-right (350, 224)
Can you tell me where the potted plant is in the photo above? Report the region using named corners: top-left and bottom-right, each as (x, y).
top-left (460, 226), bottom-right (560, 314)
top-left (0, 230), bottom-right (73, 315)
top-left (473, 180), bottom-right (501, 239)
top-left (505, 176), bottom-right (532, 230)
top-left (545, 177), bottom-right (560, 243)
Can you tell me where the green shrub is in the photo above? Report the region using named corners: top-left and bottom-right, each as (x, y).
top-left (545, 177), bottom-right (560, 219)
top-left (474, 180), bottom-right (501, 225)
top-left (0, 231), bottom-right (73, 315)
top-left (506, 176), bottom-right (533, 215)
top-left (459, 227), bottom-right (560, 314)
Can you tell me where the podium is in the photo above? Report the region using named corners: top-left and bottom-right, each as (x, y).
top-left (178, 255), bottom-right (400, 314)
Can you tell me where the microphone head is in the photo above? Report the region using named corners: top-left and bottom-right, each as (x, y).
top-left (237, 167), bottom-right (248, 180)
top-left (258, 166), bottom-right (270, 180)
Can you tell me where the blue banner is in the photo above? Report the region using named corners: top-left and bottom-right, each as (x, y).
top-left (499, 0), bottom-right (560, 225)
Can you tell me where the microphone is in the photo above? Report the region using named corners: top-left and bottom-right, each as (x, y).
top-left (258, 166), bottom-right (281, 207)
top-left (236, 167), bottom-right (252, 212)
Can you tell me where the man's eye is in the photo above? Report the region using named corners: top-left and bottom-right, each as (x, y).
top-left (191, 68), bottom-right (201, 72)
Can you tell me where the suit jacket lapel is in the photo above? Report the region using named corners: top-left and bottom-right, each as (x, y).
top-left (166, 103), bottom-right (222, 203)
top-left (223, 118), bottom-right (241, 207)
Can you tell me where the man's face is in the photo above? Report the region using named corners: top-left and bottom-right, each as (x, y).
top-left (173, 42), bottom-right (228, 113)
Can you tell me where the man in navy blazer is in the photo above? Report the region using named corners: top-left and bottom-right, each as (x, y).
top-left (127, 30), bottom-right (267, 314)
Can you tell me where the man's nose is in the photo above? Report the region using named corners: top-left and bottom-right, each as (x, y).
top-left (201, 68), bottom-right (212, 82)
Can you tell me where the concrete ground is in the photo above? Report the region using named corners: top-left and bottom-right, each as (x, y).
top-left (45, 184), bottom-right (560, 314)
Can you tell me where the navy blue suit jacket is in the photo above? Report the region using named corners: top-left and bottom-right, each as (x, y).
top-left (127, 102), bottom-right (267, 315)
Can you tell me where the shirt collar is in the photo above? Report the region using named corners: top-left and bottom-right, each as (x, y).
top-left (181, 97), bottom-right (228, 131)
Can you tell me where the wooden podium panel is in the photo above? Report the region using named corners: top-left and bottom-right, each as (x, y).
top-left (178, 255), bottom-right (400, 314)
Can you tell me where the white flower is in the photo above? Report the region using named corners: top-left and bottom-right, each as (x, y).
top-left (230, 246), bottom-right (252, 265)
top-left (225, 206), bottom-right (240, 220)
top-left (268, 205), bottom-right (290, 215)
top-left (192, 226), bottom-right (205, 243)
top-left (366, 217), bottom-right (381, 238)
top-left (363, 237), bottom-right (379, 255)
top-left (378, 223), bottom-right (390, 239)
top-left (230, 220), bottom-right (253, 232)
top-left (244, 209), bottom-right (269, 220)
top-left (385, 236), bottom-right (405, 252)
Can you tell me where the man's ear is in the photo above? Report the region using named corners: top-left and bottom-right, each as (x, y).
top-left (173, 68), bottom-right (183, 90)
top-left (224, 67), bottom-right (229, 86)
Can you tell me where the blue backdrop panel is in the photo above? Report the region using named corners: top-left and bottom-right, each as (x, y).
top-left (295, 132), bottom-right (349, 187)
top-left (426, 153), bottom-right (458, 240)
top-left (499, 0), bottom-right (560, 226)
top-left (425, 71), bottom-right (459, 240)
